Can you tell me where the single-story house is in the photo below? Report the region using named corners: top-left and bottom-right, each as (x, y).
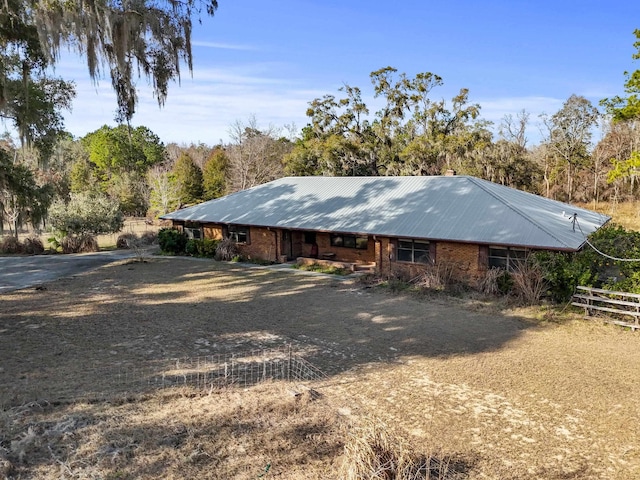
top-left (160, 175), bottom-right (610, 284)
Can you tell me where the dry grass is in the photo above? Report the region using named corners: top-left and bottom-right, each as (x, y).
top-left (575, 200), bottom-right (640, 230)
top-left (2, 259), bottom-right (640, 478)
top-left (0, 384), bottom-right (345, 479)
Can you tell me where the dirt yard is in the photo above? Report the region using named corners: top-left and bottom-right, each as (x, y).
top-left (1, 257), bottom-right (640, 479)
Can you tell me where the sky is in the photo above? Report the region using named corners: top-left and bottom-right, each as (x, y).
top-left (52, 0), bottom-right (640, 147)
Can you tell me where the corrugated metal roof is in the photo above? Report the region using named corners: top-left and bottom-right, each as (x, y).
top-left (161, 176), bottom-right (611, 251)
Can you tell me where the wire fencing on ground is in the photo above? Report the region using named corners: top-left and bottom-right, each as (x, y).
top-left (4, 345), bottom-right (328, 405)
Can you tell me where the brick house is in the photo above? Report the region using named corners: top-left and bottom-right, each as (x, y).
top-left (161, 175), bottom-right (610, 285)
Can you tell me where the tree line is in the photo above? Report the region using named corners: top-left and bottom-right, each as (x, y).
top-left (0, 117), bottom-right (293, 236)
top-left (3, 0), bottom-right (640, 243)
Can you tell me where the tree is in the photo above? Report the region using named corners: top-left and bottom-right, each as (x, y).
top-left (48, 192), bottom-right (124, 237)
top-left (80, 124), bottom-right (166, 213)
top-left (596, 120), bottom-right (640, 200)
top-left (172, 152), bottom-right (203, 205)
top-left (540, 95), bottom-right (600, 202)
top-left (288, 67), bottom-right (486, 177)
top-left (473, 111), bottom-right (541, 192)
top-left (202, 148), bottom-right (228, 199)
top-left (2, 0), bottom-right (218, 124)
top-left (82, 125), bottom-right (166, 178)
top-left (148, 164), bottom-right (179, 217)
top-left (0, 1), bottom-right (76, 161)
top-left (0, 149), bottom-right (53, 235)
top-left (227, 117), bottom-right (290, 192)
top-left (600, 30), bottom-right (640, 198)
top-left (601, 29), bottom-right (640, 122)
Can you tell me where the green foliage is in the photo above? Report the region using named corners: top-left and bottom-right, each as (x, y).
top-left (0, 149), bottom-right (54, 235)
top-left (601, 29), bottom-right (640, 122)
top-left (82, 125), bottom-right (166, 178)
top-left (69, 157), bottom-right (98, 194)
top-left (495, 271), bottom-right (514, 295)
top-left (185, 238), bottom-right (219, 257)
top-left (2, 0), bottom-right (218, 124)
top-left (158, 227), bottom-right (187, 254)
top-left (48, 192), bottom-right (124, 236)
top-left (172, 153), bottom-right (203, 204)
top-left (285, 67), bottom-right (487, 178)
top-left (532, 224), bottom-right (640, 301)
top-left (202, 149), bottom-right (228, 199)
top-left (0, 2), bottom-right (76, 160)
top-left (109, 171), bottom-right (149, 216)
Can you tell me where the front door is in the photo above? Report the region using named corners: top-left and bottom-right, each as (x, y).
top-left (281, 230), bottom-right (293, 260)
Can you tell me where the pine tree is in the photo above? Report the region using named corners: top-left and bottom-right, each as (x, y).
top-left (202, 148), bottom-right (228, 200)
top-left (172, 153), bottom-right (203, 205)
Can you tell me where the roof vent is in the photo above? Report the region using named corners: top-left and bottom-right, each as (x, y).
top-left (445, 169), bottom-right (456, 176)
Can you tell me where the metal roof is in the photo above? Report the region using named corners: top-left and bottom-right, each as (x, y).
top-left (161, 176), bottom-right (611, 251)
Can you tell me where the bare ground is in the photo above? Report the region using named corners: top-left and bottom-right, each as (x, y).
top-left (1, 257), bottom-right (640, 479)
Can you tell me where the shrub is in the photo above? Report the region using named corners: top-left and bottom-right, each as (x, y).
top-left (48, 192), bottom-right (124, 237)
top-left (185, 238), bottom-right (220, 257)
top-left (139, 231), bottom-right (158, 245)
top-left (413, 261), bottom-right (455, 291)
top-left (185, 238), bottom-right (198, 256)
top-left (215, 238), bottom-right (239, 261)
top-left (510, 258), bottom-right (547, 306)
top-left (496, 270), bottom-right (514, 295)
top-left (158, 228), bottom-right (187, 254)
top-left (61, 234), bottom-right (98, 253)
top-left (0, 236), bottom-right (22, 254)
top-left (78, 234), bottom-right (99, 253)
top-left (116, 233), bottom-right (138, 249)
top-left (22, 236), bottom-right (44, 255)
top-left (478, 268), bottom-right (504, 296)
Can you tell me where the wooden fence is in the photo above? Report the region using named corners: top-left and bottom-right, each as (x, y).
top-left (571, 286), bottom-right (640, 330)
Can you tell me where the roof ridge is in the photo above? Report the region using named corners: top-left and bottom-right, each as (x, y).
top-left (466, 177), bottom-right (573, 249)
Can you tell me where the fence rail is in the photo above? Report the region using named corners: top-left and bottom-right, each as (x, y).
top-left (572, 286), bottom-right (640, 330)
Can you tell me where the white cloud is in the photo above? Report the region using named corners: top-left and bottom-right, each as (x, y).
top-left (191, 40), bottom-right (256, 51)
top-left (61, 62), bottom-right (323, 144)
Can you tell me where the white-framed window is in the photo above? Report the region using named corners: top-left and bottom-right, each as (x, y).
top-left (397, 239), bottom-right (431, 264)
top-left (488, 246), bottom-right (527, 270)
top-left (227, 225), bottom-right (250, 244)
top-left (184, 226), bottom-right (202, 239)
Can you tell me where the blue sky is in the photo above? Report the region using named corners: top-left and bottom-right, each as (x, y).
top-left (57, 0), bottom-right (640, 146)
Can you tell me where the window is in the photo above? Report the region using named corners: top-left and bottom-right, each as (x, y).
top-left (227, 225), bottom-right (250, 244)
top-left (184, 225), bottom-right (202, 239)
top-left (330, 234), bottom-right (368, 250)
top-left (184, 227), bottom-right (202, 239)
top-left (488, 246), bottom-right (527, 270)
top-left (304, 232), bottom-right (317, 244)
top-left (397, 239), bottom-right (431, 264)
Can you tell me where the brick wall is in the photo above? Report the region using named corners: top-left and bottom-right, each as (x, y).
top-left (176, 219), bottom-right (490, 286)
top-left (383, 240), bottom-right (487, 286)
top-left (239, 227), bottom-right (278, 262)
top-left (314, 233), bottom-right (376, 264)
top-left (436, 241), bottom-right (485, 283)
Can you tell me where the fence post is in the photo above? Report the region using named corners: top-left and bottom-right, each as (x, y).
top-left (287, 344), bottom-right (292, 382)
